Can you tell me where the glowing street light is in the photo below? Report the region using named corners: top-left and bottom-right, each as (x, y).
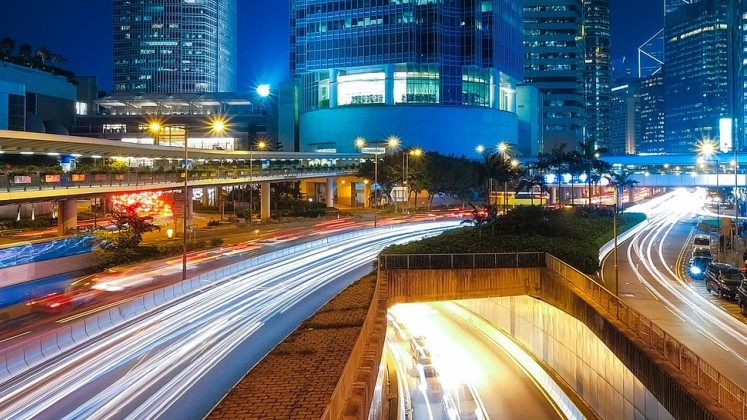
top-left (257, 84), bottom-right (271, 98)
top-left (403, 147), bottom-right (423, 213)
top-left (249, 139), bottom-right (268, 225)
top-left (699, 138), bottom-right (722, 252)
top-left (149, 118), bottom-right (227, 280)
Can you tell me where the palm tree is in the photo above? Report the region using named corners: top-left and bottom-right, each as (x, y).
top-left (540, 144), bottom-right (571, 206)
top-left (516, 174), bottom-right (549, 206)
top-left (608, 170), bottom-right (639, 212)
top-left (577, 140), bottom-right (609, 206)
top-left (0, 37), bottom-right (15, 59)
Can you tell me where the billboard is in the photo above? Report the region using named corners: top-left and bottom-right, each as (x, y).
top-left (720, 118), bottom-right (732, 153)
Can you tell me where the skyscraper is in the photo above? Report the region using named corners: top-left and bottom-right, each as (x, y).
top-left (113, 0), bottom-right (237, 94)
top-left (583, 0), bottom-right (612, 150)
top-left (639, 74), bottom-right (666, 153)
top-left (523, 0), bottom-right (586, 152)
top-left (290, 0), bottom-right (524, 156)
top-left (664, 0), bottom-right (729, 152)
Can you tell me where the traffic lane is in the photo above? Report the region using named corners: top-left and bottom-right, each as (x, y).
top-left (391, 303), bottom-right (562, 420)
top-left (0, 224), bottom-right (457, 418)
top-left (0, 218), bottom-right (457, 345)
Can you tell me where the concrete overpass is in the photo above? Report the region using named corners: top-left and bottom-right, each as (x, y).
top-left (323, 253), bottom-right (743, 420)
top-left (0, 130), bottom-right (368, 233)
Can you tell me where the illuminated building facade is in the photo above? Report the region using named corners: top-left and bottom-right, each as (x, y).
top-left (583, 0), bottom-right (612, 150)
top-left (664, 0), bottom-right (729, 153)
top-left (523, 0), bottom-right (586, 152)
top-left (113, 0), bottom-right (237, 93)
top-left (638, 74), bottom-right (665, 153)
top-left (290, 0), bottom-right (524, 155)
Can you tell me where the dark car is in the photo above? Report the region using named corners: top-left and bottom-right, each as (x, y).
top-left (704, 263), bottom-right (744, 299)
top-left (737, 280), bottom-right (747, 316)
top-left (691, 247), bottom-right (713, 259)
top-left (689, 256), bottom-right (713, 278)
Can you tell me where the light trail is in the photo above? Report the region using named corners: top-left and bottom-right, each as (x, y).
top-left (612, 189), bottom-right (747, 382)
top-left (0, 221), bottom-right (459, 419)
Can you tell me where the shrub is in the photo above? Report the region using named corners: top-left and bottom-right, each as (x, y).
top-left (210, 237), bottom-right (224, 247)
top-left (207, 219), bottom-right (220, 227)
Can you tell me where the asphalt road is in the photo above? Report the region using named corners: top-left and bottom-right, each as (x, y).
top-left (600, 188), bottom-right (747, 391)
top-left (389, 303), bottom-right (562, 420)
top-left (0, 221), bottom-right (458, 419)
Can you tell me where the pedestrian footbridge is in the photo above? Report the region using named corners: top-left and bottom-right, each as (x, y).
top-left (324, 253), bottom-right (743, 420)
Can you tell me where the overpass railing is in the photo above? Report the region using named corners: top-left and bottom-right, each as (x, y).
top-left (0, 167), bottom-right (358, 193)
top-left (545, 254), bottom-right (747, 420)
top-left (380, 252), bottom-right (545, 270)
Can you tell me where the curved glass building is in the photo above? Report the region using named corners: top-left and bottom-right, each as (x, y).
top-left (113, 0), bottom-right (237, 94)
top-left (290, 0), bottom-right (524, 155)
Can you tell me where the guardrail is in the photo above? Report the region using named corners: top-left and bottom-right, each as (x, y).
top-left (0, 224), bottom-right (403, 385)
top-left (379, 252), bottom-right (545, 270)
top-left (545, 254), bottom-right (747, 420)
top-left (0, 167), bottom-right (359, 193)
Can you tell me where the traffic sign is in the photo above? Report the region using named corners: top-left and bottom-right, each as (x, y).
top-left (361, 147), bottom-right (386, 154)
top-left (173, 193), bottom-right (190, 218)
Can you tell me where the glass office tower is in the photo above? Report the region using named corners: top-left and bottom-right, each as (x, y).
top-left (290, 0), bottom-right (524, 155)
top-left (523, 0), bottom-right (586, 152)
top-left (664, 0), bottom-right (729, 153)
top-left (113, 0), bottom-right (237, 93)
top-left (583, 0), bottom-right (612, 150)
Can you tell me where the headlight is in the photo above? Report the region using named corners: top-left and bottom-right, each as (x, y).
top-left (690, 266), bottom-right (702, 275)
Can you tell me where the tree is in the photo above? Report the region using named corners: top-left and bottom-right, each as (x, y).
top-left (516, 174), bottom-right (549, 206)
top-left (540, 144), bottom-right (572, 206)
top-left (608, 171), bottom-right (639, 212)
top-left (35, 46), bottom-right (52, 65)
top-left (576, 140), bottom-right (610, 206)
top-left (111, 202), bottom-right (160, 248)
top-left (17, 43), bottom-right (32, 62)
top-left (0, 37), bottom-right (15, 58)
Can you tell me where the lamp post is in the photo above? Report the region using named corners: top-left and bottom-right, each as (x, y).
top-left (149, 119), bottom-right (225, 280)
top-left (249, 140), bottom-right (267, 225)
top-left (498, 142), bottom-right (511, 214)
top-left (403, 147), bottom-right (422, 213)
top-left (699, 139), bottom-right (721, 254)
top-left (614, 182), bottom-right (619, 298)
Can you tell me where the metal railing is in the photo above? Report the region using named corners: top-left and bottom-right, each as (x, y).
top-left (380, 252), bottom-right (545, 270)
top-left (545, 254), bottom-right (747, 420)
top-left (0, 167), bottom-right (359, 193)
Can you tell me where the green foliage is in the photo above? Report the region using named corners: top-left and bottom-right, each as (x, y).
top-left (210, 237), bottom-right (224, 247)
top-left (384, 205), bottom-right (646, 274)
top-left (110, 203), bottom-right (160, 248)
top-left (207, 219), bottom-right (220, 227)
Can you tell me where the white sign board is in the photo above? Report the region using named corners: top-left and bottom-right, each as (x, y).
top-left (720, 118), bottom-right (732, 153)
top-left (391, 186), bottom-right (408, 202)
top-left (361, 147), bottom-right (386, 154)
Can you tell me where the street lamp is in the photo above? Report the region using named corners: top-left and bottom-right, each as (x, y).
top-left (498, 142), bottom-right (512, 214)
top-left (149, 118), bottom-right (226, 280)
top-left (699, 139), bottom-right (721, 252)
top-left (403, 147), bottom-right (423, 213)
top-left (249, 139), bottom-right (267, 225)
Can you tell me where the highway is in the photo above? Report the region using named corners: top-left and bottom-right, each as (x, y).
top-left (0, 221), bottom-right (458, 419)
top-left (388, 303), bottom-right (563, 420)
top-left (601, 188), bottom-right (747, 390)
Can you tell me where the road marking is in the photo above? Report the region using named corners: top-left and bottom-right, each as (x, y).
top-left (664, 306), bottom-right (686, 322)
top-left (0, 330), bottom-right (30, 343)
top-left (57, 297), bottom-right (137, 323)
top-left (644, 286), bottom-right (659, 301)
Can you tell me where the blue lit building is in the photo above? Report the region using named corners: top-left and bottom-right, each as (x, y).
top-left (290, 0), bottom-right (524, 155)
top-left (113, 0), bottom-right (237, 93)
top-left (664, 0), bottom-right (730, 153)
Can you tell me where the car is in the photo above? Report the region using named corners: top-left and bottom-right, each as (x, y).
top-left (737, 280), bottom-right (747, 316)
top-left (417, 364), bottom-right (443, 397)
top-left (693, 234), bottom-right (711, 250)
top-left (412, 347), bottom-right (432, 367)
top-left (704, 263), bottom-right (744, 299)
top-left (691, 247), bottom-right (713, 259)
top-left (29, 289), bottom-right (100, 313)
top-left (689, 255), bottom-right (713, 278)
top-left (410, 335), bottom-right (427, 354)
top-left (445, 384), bottom-right (482, 420)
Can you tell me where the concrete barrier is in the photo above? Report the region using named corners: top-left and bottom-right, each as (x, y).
top-left (56, 327), bottom-right (75, 353)
top-left (40, 334), bottom-right (61, 361)
top-left (142, 292), bottom-right (157, 311)
top-left (5, 347), bottom-right (28, 377)
top-left (0, 355), bottom-right (11, 383)
top-left (96, 310), bottom-right (115, 333)
top-left (153, 288), bottom-right (166, 306)
top-left (23, 340), bottom-right (45, 370)
top-left (70, 321), bottom-right (89, 345)
top-left (84, 317), bottom-right (101, 338)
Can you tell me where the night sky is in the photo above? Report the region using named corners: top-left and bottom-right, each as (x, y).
top-left (0, 0), bottom-right (660, 94)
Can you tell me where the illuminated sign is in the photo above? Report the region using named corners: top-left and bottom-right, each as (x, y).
top-left (720, 118), bottom-right (732, 153)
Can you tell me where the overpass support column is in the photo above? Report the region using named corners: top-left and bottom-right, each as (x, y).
top-left (201, 187), bottom-right (210, 206)
top-left (550, 186), bottom-right (558, 205)
top-left (261, 181), bottom-right (271, 221)
top-left (363, 182), bottom-right (371, 208)
top-left (326, 177), bottom-right (335, 208)
top-left (628, 187), bottom-right (636, 206)
top-left (58, 199), bottom-right (77, 236)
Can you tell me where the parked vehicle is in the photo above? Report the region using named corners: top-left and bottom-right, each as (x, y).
top-left (689, 255), bottom-right (713, 278)
top-left (737, 280), bottom-right (747, 316)
top-left (704, 263), bottom-right (744, 299)
top-left (693, 234), bottom-right (711, 249)
top-left (691, 247), bottom-right (713, 260)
